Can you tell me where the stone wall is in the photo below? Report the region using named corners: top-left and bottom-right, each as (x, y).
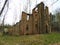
top-left (45, 6), bottom-right (51, 33)
top-left (32, 8), bottom-right (39, 34)
top-left (3, 2), bottom-right (51, 35)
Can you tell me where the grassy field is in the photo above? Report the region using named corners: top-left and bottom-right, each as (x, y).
top-left (0, 32), bottom-right (60, 45)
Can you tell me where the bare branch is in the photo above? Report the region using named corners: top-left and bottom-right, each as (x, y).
top-left (0, 0), bottom-right (8, 15)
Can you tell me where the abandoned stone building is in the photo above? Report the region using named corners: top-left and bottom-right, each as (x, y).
top-left (2, 2), bottom-right (51, 35)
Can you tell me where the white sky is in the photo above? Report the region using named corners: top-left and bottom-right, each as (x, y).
top-left (0, 0), bottom-right (60, 25)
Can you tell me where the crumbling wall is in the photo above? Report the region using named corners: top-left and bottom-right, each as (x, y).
top-left (37, 2), bottom-right (46, 33)
top-left (20, 12), bottom-right (27, 35)
top-left (27, 15), bottom-right (33, 34)
top-left (45, 6), bottom-right (51, 33)
top-left (4, 2), bottom-right (51, 35)
top-left (32, 8), bottom-right (39, 34)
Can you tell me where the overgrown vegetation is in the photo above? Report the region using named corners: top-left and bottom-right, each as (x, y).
top-left (0, 32), bottom-right (60, 45)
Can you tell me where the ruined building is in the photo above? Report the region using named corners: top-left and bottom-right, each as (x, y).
top-left (3, 2), bottom-right (51, 35)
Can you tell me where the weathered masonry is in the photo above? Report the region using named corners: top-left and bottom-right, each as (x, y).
top-left (3, 2), bottom-right (51, 35)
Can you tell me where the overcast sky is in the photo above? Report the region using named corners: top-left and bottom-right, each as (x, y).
top-left (0, 0), bottom-right (60, 25)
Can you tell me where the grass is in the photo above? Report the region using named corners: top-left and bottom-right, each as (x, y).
top-left (0, 32), bottom-right (60, 45)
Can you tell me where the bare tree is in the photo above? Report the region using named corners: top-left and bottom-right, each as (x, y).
top-left (0, 0), bottom-right (9, 35)
top-left (0, 0), bottom-right (8, 15)
top-left (51, 0), bottom-right (58, 5)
